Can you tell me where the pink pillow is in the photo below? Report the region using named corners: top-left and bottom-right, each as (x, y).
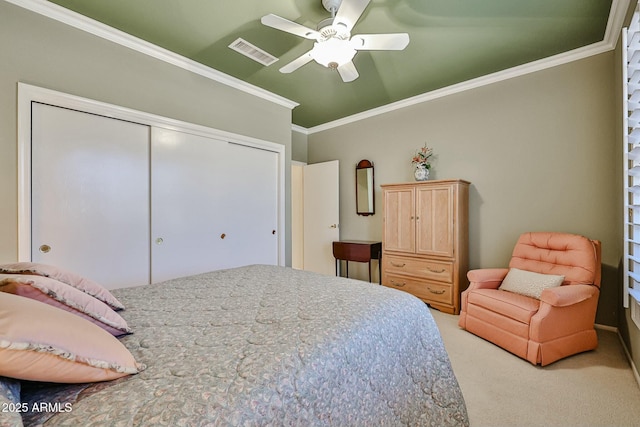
top-left (0, 274), bottom-right (131, 336)
top-left (0, 292), bottom-right (144, 383)
top-left (0, 262), bottom-right (125, 311)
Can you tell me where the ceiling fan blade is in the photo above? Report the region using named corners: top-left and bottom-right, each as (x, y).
top-left (351, 33), bottom-right (410, 50)
top-left (279, 51), bottom-right (314, 73)
top-left (337, 61), bottom-right (359, 82)
top-left (261, 14), bottom-right (320, 40)
top-left (334, 0), bottom-right (371, 32)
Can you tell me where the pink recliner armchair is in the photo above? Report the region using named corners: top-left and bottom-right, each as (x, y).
top-left (458, 232), bottom-right (601, 366)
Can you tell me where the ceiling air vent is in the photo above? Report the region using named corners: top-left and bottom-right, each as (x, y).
top-left (228, 38), bottom-right (278, 66)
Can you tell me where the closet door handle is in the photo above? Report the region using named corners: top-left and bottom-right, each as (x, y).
top-left (39, 244), bottom-right (51, 253)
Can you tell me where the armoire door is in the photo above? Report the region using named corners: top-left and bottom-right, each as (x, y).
top-left (415, 185), bottom-right (454, 257)
top-left (382, 187), bottom-right (416, 253)
top-left (31, 103), bottom-right (151, 289)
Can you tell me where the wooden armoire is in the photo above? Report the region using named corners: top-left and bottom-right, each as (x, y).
top-left (381, 179), bottom-right (470, 314)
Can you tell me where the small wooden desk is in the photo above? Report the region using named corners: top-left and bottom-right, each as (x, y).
top-left (332, 240), bottom-right (382, 284)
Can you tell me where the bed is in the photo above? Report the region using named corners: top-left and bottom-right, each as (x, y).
top-left (3, 264), bottom-right (468, 426)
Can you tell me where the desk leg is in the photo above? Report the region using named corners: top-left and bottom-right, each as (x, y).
top-left (368, 261), bottom-right (372, 283)
top-left (378, 252), bottom-right (382, 285)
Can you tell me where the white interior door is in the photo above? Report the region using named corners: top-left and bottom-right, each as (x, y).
top-left (291, 163), bottom-right (304, 270)
top-left (31, 103), bottom-right (150, 289)
top-left (303, 160), bottom-right (340, 275)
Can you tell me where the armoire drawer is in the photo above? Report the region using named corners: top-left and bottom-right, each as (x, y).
top-left (383, 273), bottom-right (453, 305)
top-left (383, 255), bottom-right (453, 284)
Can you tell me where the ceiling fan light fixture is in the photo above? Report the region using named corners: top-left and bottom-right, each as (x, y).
top-left (310, 38), bottom-right (356, 69)
top-left (262, 0), bottom-right (409, 82)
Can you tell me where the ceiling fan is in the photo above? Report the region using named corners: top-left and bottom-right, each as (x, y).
top-left (261, 0), bottom-right (410, 82)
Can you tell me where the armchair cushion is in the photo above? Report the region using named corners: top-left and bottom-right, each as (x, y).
top-left (499, 267), bottom-right (564, 299)
top-left (467, 288), bottom-right (540, 324)
top-left (509, 232), bottom-right (600, 287)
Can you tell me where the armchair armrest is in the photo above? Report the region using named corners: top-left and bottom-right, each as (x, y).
top-left (540, 284), bottom-right (598, 307)
top-left (466, 268), bottom-right (509, 291)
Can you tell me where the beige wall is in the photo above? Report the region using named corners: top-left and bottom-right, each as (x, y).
top-left (4, 0), bottom-right (637, 376)
top-left (0, 2), bottom-right (294, 265)
top-left (292, 130), bottom-right (308, 163)
top-left (308, 52), bottom-right (620, 327)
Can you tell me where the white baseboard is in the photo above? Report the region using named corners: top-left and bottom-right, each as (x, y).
top-left (615, 328), bottom-right (640, 389)
top-left (595, 323), bottom-right (617, 332)
top-left (594, 324), bottom-right (640, 389)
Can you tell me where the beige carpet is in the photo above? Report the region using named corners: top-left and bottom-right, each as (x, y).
top-left (430, 309), bottom-right (640, 427)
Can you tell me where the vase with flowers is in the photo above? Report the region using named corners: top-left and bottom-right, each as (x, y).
top-left (411, 144), bottom-right (433, 181)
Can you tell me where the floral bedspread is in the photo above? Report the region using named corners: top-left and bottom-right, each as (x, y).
top-left (19, 265), bottom-right (468, 426)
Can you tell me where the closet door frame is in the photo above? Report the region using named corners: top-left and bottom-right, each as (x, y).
top-left (17, 83), bottom-right (285, 268)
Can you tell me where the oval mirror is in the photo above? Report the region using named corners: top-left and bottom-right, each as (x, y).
top-left (356, 159), bottom-right (375, 216)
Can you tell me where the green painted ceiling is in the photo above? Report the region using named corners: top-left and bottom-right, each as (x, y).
top-left (46, 0), bottom-right (613, 128)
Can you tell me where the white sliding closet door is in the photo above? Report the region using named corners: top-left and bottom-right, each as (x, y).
top-left (222, 143), bottom-right (279, 267)
top-left (151, 129), bottom-right (279, 282)
top-left (31, 103), bottom-right (151, 289)
top-left (151, 128), bottom-right (229, 283)
top-left (25, 86), bottom-right (283, 288)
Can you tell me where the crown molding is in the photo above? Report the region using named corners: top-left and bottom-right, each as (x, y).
top-left (5, 0), bottom-right (629, 133)
top-left (291, 124), bottom-right (309, 135)
top-left (304, 0), bottom-right (631, 134)
top-left (4, 0), bottom-right (299, 110)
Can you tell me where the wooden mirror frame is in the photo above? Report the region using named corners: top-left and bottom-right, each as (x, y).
top-left (355, 159), bottom-right (375, 216)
